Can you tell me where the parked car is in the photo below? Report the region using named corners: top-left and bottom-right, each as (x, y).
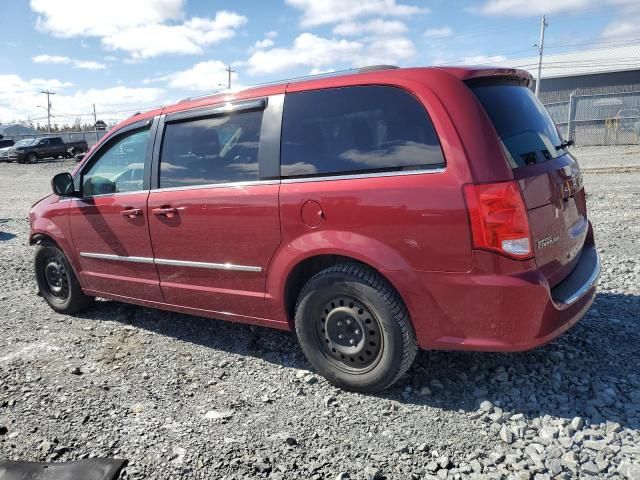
top-left (9, 136), bottom-right (89, 163)
top-left (0, 146), bottom-right (12, 162)
top-left (29, 66), bottom-right (600, 392)
top-left (615, 108), bottom-right (640, 132)
top-left (0, 139), bottom-right (15, 149)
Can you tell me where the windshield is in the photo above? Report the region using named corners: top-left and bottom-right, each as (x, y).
top-left (14, 138), bottom-right (37, 147)
top-left (472, 85), bottom-right (565, 168)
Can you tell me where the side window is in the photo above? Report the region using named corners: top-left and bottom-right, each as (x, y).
top-left (159, 110), bottom-right (263, 188)
top-left (40, 138), bottom-right (49, 145)
top-left (281, 86), bottom-right (445, 178)
top-left (82, 127), bottom-right (150, 197)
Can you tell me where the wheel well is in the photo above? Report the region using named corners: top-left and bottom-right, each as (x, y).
top-left (30, 233), bottom-right (56, 246)
top-left (283, 254), bottom-right (398, 328)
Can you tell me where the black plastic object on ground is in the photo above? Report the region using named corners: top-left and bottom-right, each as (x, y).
top-left (0, 459), bottom-right (126, 480)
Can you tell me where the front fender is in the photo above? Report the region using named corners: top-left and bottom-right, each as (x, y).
top-left (29, 202), bottom-right (85, 288)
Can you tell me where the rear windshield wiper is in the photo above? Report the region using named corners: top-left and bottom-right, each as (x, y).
top-left (555, 140), bottom-right (574, 150)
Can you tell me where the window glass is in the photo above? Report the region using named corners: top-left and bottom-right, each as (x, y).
top-left (471, 85), bottom-right (565, 168)
top-left (281, 86), bottom-right (445, 178)
top-left (160, 110), bottom-right (263, 188)
top-left (82, 128), bottom-right (149, 196)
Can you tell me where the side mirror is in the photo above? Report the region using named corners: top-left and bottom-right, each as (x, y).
top-left (75, 153), bottom-right (85, 162)
top-left (51, 172), bottom-right (76, 196)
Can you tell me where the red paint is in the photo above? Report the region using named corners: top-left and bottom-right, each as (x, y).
top-left (300, 200), bottom-right (323, 228)
top-left (30, 66), bottom-right (597, 353)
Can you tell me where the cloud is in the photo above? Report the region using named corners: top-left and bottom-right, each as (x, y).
top-left (477, 0), bottom-right (595, 16)
top-left (601, 1), bottom-right (640, 38)
top-left (159, 60), bottom-right (238, 91)
top-left (424, 26), bottom-right (453, 38)
top-left (30, 0), bottom-right (246, 59)
top-left (0, 73), bottom-right (165, 124)
top-left (285, 0), bottom-right (426, 27)
top-left (333, 19), bottom-right (408, 36)
top-left (33, 54), bottom-right (106, 70)
top-left (246, 32), bottom-right (417, 76)
top-left (252, 38), bottom-right (275, 50)
top-left (30, 0), bottom-right (184, 37)
top-left (461, 55), bottom-right (508, 65)
top-left (246, 33), bottom-right (362, 75)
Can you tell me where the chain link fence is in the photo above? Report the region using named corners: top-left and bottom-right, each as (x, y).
top-left (545, 91), bottom-right (640, 146)
top-left (1, 130), bottom-right (109, 148)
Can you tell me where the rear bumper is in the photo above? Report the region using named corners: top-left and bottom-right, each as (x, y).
top-left (390, 238), bottom-right (600, 352)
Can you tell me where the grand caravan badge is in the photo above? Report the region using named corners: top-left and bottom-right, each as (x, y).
top-left (537, 235), bottom-right (560, 250)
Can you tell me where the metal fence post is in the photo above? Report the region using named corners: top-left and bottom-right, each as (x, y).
top-left (567, 90), bottom-right (576, 143)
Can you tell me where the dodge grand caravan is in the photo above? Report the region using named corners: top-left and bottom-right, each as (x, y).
top-left (29, 66), bottom-right (600, 392)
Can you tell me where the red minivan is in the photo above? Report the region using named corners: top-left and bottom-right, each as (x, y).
top-left (29, 66), bottom-right (600, 392)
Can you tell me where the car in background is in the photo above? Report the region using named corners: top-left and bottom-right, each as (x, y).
top-left (8, 136), bottom-right (89, 163)
top-left (616, 108), bottom-right (640, 132)
top-left (0, 139), bottom-right (15, 149)
top-left (0, 146), bottom-right (12, 162)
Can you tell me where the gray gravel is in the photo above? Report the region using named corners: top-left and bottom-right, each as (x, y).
top-left (0, 149), bottom-right (639, 479)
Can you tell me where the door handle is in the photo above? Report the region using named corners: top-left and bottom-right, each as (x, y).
top-left (121, 208), bottom-right (143, 218)
top-left (152, 206), bottom-right (178, 218)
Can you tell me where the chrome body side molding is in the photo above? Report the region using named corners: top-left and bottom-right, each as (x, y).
top-left (79, 252), bottom-right (262, 272)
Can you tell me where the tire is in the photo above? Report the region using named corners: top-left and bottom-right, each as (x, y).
top-left (295, 263), bottom-right (418, 393)
top-left (27, 152), bottom-right (37, 164)
top-left (34, 241), bottom-right (94, 314)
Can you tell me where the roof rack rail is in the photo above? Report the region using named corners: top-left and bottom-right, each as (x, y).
top-left (358, 65), bottom-right (399, 73)
top-left (178, 64), bottom-right (400, 104)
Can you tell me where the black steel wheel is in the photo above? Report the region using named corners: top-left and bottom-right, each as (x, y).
top-left (295, 263), bottom-right (417, 392)
top-left (316, 295), bottom-right (383, 372)
top-left (35, 241), bottom-right (94, 314)
top-left (42, 255), bottom-right (70, 303)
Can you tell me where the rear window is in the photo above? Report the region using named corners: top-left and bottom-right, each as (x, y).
top-left (281, 86), bottom-right (445, 178)
top-left (472, 85), bottom-right (566, 168)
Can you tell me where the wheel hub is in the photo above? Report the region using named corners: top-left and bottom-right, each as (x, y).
top-left (317, 296), bottom-right (381, 368)
top-left (325, 307), bottom-right (366, 355)
top-left (44, 258), bottom-right (68, 298)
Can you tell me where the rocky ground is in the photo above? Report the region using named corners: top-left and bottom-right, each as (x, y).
top-left (0, 148), bottom-right (639, 479)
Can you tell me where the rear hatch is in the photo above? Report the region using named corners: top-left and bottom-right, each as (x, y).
top-left (471, 83), bottom-right (588, 287)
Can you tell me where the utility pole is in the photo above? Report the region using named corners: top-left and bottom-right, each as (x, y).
top-left (534, 14), bottom-right (548, 98)
top-left (225, 65), bottom-right (235, 89)
top-left (41, 90), bottom-right (56, 133)
top-left (92, 103), bottom-right (98, 143)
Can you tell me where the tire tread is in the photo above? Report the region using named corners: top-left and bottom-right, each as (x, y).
top-left (295, 262), bottom-right (418, 391)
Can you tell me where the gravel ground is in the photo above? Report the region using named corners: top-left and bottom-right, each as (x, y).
top-left (0, 148), bottom-right (639, 480)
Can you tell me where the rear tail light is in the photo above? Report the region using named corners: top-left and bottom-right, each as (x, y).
top-left (463, 180), bottom-right (533, 260)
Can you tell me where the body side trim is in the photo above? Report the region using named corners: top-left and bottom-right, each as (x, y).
top-left (79, 252), bottom-right (262, 272)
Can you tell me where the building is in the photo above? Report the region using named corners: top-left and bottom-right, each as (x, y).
top-left (0, 123), bottom-right (37, 138)
top-left (497, 45), bottom-right (640, 145)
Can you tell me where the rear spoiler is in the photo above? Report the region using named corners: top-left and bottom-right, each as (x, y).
top-left (436, 67), bottom-right (533, 88)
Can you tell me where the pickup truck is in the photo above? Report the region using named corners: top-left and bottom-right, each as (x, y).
top-left (8, 136), bottom-right (89, 163)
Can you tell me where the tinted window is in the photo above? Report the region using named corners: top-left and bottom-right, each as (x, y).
top-left (281, 86), bottom-right (444, 178)
top-left (160, 110), bottom-right (263, 188)
top-left (472, 85), bottom-right (565, 168)
top-left (82, 128), bottom-right (149, 196)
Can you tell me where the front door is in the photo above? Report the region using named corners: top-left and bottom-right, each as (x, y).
top-left (147, 104), bottom-right (281, 319)
top-left (69, 121), bottom-right (163, 302)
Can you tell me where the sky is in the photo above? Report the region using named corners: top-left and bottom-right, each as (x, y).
top-left (0, 0), bottom-right (638, 128)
